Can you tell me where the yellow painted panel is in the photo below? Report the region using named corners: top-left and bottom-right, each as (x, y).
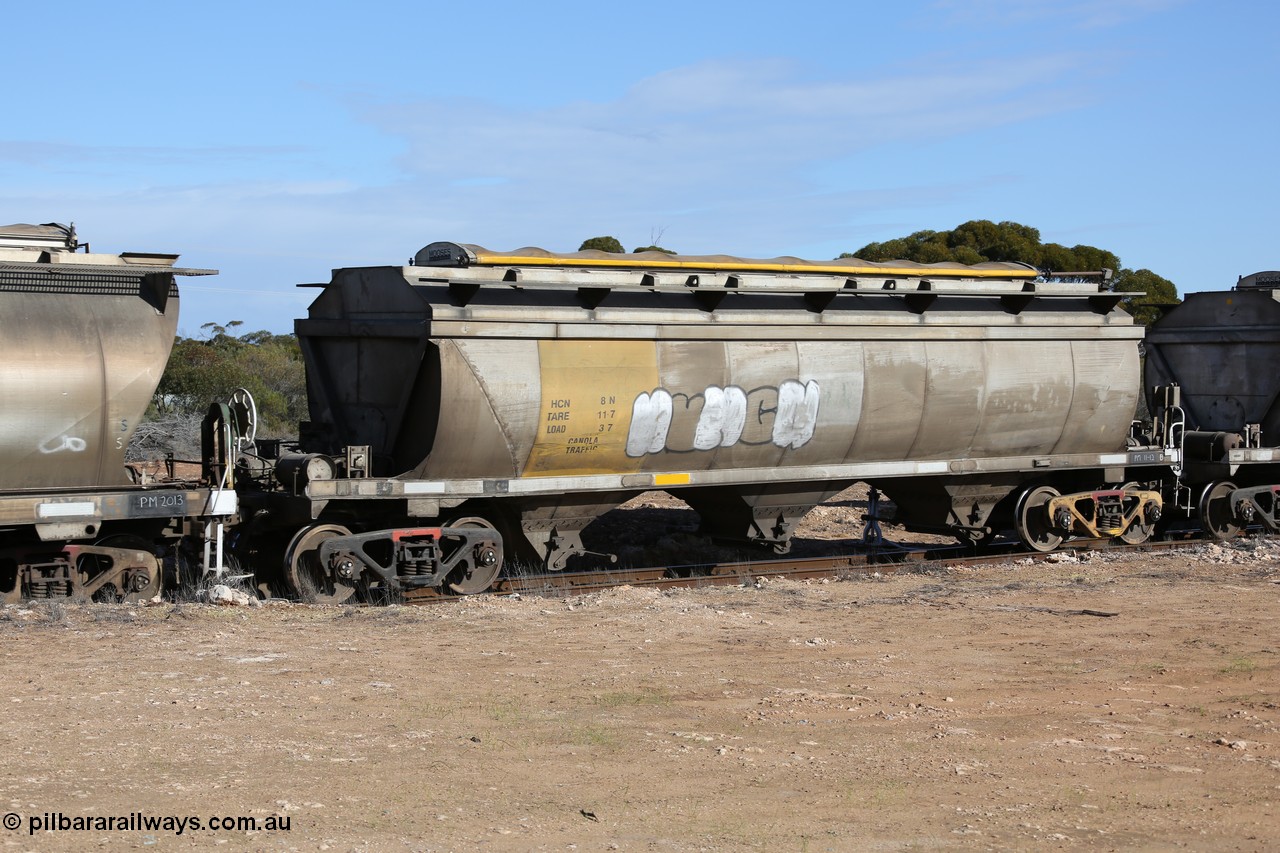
top-left (653, 473), bottom-right (691, 486)
top-left (523, 340), bottom-right (659, 476)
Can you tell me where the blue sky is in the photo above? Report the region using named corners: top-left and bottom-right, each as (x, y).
top-left (2, 0), bottom-right (1275, 335)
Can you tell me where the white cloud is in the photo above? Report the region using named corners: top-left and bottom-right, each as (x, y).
top-left (379, 56), bottom-right (1088, 185)
top-left (929, 0), bottom-right (1185, 30)
top-left (0, 140), bottom-right (300, 169)
top-left (339, 55), bottom-right (1090, 253)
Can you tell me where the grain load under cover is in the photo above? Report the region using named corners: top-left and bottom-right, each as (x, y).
top-left (294, 243), bottom-right (1142, 569)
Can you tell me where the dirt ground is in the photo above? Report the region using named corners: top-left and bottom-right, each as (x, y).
top-left (1, 532), bottom-right (1278, 851)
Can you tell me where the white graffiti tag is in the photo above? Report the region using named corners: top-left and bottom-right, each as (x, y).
top-left (39, 434), bottom-right (88, 454)
top-left (625, 380), bottom-right (820, 457)
top-left (772, 379), bottom-right (822, 450)
top-left (625, 389), bottom-right (674, 456)
top-left (693, 385), bottom-right (748, 450)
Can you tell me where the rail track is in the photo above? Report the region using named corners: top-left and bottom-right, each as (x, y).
top-left (400, 531), bottom-right (1212, 606)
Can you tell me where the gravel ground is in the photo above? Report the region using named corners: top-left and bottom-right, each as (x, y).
top-left (1, 534), bottom-right (1278, 851)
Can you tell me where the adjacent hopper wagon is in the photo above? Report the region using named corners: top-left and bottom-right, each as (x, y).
top-left (0, 224), bottom-right (236, 602)
top-left (1144, 271), bottom-right (1280, 537)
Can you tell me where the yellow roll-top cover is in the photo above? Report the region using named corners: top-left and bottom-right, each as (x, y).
top-left (414, 241), bottom-right (1040, 280)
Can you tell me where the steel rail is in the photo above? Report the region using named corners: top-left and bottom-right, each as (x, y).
top-left (401, 533), bottom-right (1212, 606)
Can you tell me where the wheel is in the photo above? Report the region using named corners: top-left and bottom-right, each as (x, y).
top-left (283, 523), bottom-right (358, 604)
top-left (1014, 485), bottom-right (1064, 552)
top-left (1198, 481), bottom-right (1242, 540)
top-left (442, 517), bottom-right (504, 595)
top-left (1118, 483), bottom-right (1154, 545)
